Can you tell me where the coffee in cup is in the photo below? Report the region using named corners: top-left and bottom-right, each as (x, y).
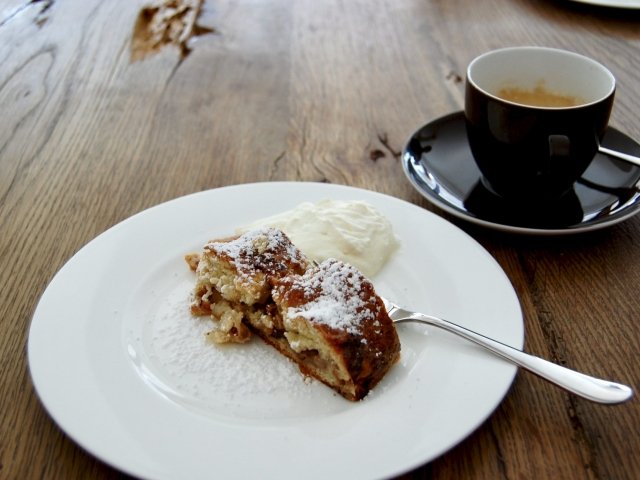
top-left (465, 46), bottom-right (616, 201)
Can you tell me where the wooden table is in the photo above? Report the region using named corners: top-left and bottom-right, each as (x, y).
top-left (2, 0), bottom-right (639, 478)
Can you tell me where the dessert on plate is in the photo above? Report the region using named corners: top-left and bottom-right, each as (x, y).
top-left (186, 227), bottom-right (400, 401)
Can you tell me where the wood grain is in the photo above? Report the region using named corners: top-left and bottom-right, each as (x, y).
top-left (131, 0), bottom-right (213, 62)
top-left (1, 0), bottom-right (639, 478)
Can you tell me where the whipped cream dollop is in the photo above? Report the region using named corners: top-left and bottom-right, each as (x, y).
top-left (238, 199), bottom-right (400, 278)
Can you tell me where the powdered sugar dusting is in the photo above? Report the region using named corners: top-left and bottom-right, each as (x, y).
top-left (149, 292), bottom-right (306, 398)
top-left (126, 270), bottom-right (348, 420)
top-left (206, 227), bottom-right (306, 273)
top-left (285, 259), bottom-right (374, 335)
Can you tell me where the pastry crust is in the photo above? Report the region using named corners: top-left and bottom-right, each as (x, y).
top-left (267, 258), bottom-right (400, 400)
top-left (186, 227), bottom-right (400, 401)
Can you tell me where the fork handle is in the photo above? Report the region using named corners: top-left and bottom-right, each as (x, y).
top-left (398, 313), bottom-right (633, 404)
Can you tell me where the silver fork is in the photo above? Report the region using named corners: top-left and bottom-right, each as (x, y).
top-left (381, 296), bottom-right (633, 404)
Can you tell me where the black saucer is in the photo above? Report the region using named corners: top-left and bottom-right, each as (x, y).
top-left (402, 111), bottom-right (640, 234)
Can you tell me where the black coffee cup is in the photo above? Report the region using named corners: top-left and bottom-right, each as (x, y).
top-left (465, 47), bottom-right (616, 201)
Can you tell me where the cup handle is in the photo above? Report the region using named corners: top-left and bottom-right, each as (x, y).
top-left (548, 134), bottom-right (571, 157)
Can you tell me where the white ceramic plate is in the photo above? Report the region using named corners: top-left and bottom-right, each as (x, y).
top-left (568, 0), bottom-right (640, 8)
top-left (28, 182), bottom-right (523, 480)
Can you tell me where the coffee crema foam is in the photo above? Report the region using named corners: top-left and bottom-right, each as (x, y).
top-left (496, 83), bottom-right (584, 108)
